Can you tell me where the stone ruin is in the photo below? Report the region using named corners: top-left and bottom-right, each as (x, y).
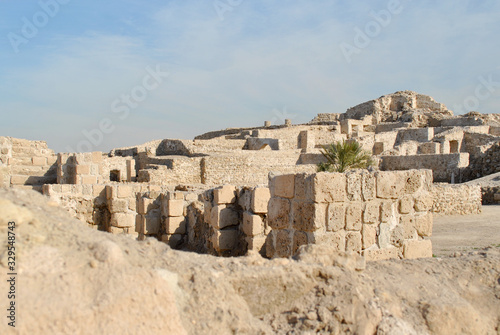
top-left (1, 90), bottom-right (498, 259)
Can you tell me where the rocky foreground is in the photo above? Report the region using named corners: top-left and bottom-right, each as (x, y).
top-left (0, 188), bottom-right (499, 335)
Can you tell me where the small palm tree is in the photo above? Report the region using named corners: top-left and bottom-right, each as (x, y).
top-left (318, 140), bottom-right (374, 173)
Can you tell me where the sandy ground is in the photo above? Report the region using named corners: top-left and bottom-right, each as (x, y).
top-left (432, 205), bottom-right (500, 256)
top-left (0, 187), bottom-right (499, 334)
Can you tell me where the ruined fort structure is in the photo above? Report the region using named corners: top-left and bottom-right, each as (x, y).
top-left (1, 91), bottom-right (498, 258)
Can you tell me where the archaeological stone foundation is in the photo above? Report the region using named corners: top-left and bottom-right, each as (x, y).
top-left (1, 91), bottom-right (499, 259)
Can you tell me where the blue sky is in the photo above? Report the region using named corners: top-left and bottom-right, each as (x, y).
top-left (1, 0), bottom-right (500, 152)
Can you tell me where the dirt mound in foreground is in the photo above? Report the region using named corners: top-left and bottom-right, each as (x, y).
top-left (0, 188), bottom-right (499, 334)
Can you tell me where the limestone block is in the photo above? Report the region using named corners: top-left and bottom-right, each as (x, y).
top-left (314, 231), bottom-right (345, 252)
top-left (414, 193), bottom-right (433, 212)
top-left (10, 175), bottom-right (28, 185)
top-left (327, 203), bottom-right (345, 232)
top-left (126, 159), bottom-right (136, 181)
top-left (111, 212), bottom-right (136, 228)
top-left (212, 229), bottom-right (239, 251)
top-left (265, 233), bottom-right (276, 258)
top-left (242, 211), bottom-right (263, 236)
top-left (214, 185), bottom-right (237, 204)
top-left (345, 202), bottom-right (363, 231)
top-left (292, 201), bottom-right (326, 232)
top-left (292, 231), bottom-right (308, 255)
top-left (106, 185), bottom-right (116, 199)
top-left (271, 174), bottom-right (295, 199)
top-left (245, 235), bottom-right (267, 251)
top-left (403, 239), bottom-right (432, 259)
top-left (135, 215), bottom-right (144, 233)
top-left (185, 193), bottom-right (198, 202)
top-left (110, 199), bottom-right (128, 213)
top-left (380, 201), bottom-right (396, 223)
top-left (345, 232), bottom-right (362, 253)
top-left (294, 173), bottom-right (313, 201)
top-left (415, 213), bottom-right (433, 237)
top-left (275, 229), bottom-right (293, 257)
top-left (211, 205), bottom-right (239, 229)
top-left (376, 171), bottom-right (406, 199)
top-left (346, 171), bottom-right (362, 201)
top-left (362, 224), bottom-right (377, 249)
top-left (378, 222), bottom-right (391, 248)
top-left (363, 201), bottom-right (380, 224)
top-left (312, 172), bottom-right (346, 203)
top-left (143, 211), bottom-right (161, 235)
top-left (76, 164), bottom-right (90, 175)
top-left (167, 199), bottom-right (184, 217)
top-left (251, 187), bottom-right (271, 213)
top-left (391, 216), bottom-right (416, 247)
top-left (117, 185), bottom-right (133, 198)
top-left (165, 216), bottom-right (186, 234)
top-left (403, 170), bottom-right (425, 195)
top-left (268, 197), bottom-right (291, 229)
top-left (363, 247), bottom-right (399, 261)
top-left (362, 172), bottom-right (376, 201)
top-left (138, 197), bottom-right (155, 215)
top-left (93, 185), bottom-right (106, 197)
top-left (32, 157), bottom-right (47, 166)
top-left (91, 151), bottom-right (103, 163)
top-left (399, 195), bottom-right (414, 214)
top-left (167, 192), bottom-right (184, 200)
top-left (75, 153), bottom-right (92, 164)
top-left (373, 142), bottom-right (385, 155)
top-left (81, 175), bottom-right (97, 184)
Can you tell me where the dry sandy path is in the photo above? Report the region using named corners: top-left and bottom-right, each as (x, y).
top-left (431, 205), bottom-right (500, 256)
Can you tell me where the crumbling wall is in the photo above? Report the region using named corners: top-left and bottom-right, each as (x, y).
top-left (380, 153), bottom-right (469, 182)
top-left (265, 170), bottom-right (434, 261)
top-left (431, 183), bottom-right (482, 215)
top-left (462, 143), bottom-right (500, 181)
top-left (1, 137), bottom-right (57, 190)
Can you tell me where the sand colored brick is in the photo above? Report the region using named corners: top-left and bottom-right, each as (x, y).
top-left (268, 197), bottom-right (290, 229)
top-left (312, 172), bottom-right (346, 203)
top-left (165, 216), bottom-right (186, 234)
top-left (251, 187), bottom-right (270, 213)
top-left (214, 185), bottom-right (237, 204)
top-left (272, 174), bottom-right (295, 199)
top-left (403, 239), bottom-right (432, 259)
top-left (327, 203), bottom-right (345, 232)
top-left (345, 202), bottom-right (363, 231)
top-left (242, 212), bottom-right (263, 237)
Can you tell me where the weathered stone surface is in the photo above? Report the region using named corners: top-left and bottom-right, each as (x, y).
top-left (415, 213), bottom-right (433, 237)
top-left (292, 231), bottom-right (308, 254)
top-left (314, 231), bottom-right (346, 252)
top-left (345, 202), bottom-right (363, 231)
top-left (292, 201), bottom-right (326, 232)
top-left (414, 192), bottom-right (433, 212)
top-left (165, 216), bottom-right (186, 234)
top-left (327, 203), bottom-right (345, 232)
top-left (376, 171), bottom-right (405, 199)
top-left (272, 174), bottom-right (295, 199)
top-left (346, 171), bottom-right (362, 201)
top-left (138, 197), bottom-right (155, 215)
top-left (399, 195), bottom-right (414, 214)
top-left (403, 239), bottom-right (432, 259)
top-left (362, 172), bottom-right (376, 200)
top-left (251, 187), bottom-right (270, 213)
top-left (362, 224), bottom-right (377, 249)
top-left (312, 172), bottom-right (346, 203)
top-left (210, 205), bottom-right (239, 229)
top-left (363, 247), bottom-right (400, 261)
top-left (268, 198), bottom-right (290, 229)
top-left (242, 211), bottom-right (263, 236)
top-left (166, 199), bottom-right (184, 217)
top-left (345, 231), bottom-right (362, 253)
top-left (212, 229), bottom-right (239, 251)
top-left (214, 185), bottom-right (237, 204)
top-left (275, 229), bottom-right (293, 257)
top-left (363, 201), bottom-right (380, 224)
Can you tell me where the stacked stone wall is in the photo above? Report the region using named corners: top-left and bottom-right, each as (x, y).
top-left (431, 183), bottom-right (482, 215)
top-left (1, 137), bottom-right (57, 189)
top-left (265, 170), bottom-right (434, 261)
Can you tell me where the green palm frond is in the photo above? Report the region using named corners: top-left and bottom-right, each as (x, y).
top-left (318, 140), bottom-right (374, 173)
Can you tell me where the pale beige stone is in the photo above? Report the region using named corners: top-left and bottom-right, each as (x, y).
top-left (345, 202), bottom-right (363, 231)
top-left (345, 231), bottom-right (362, 252)
top-left (251, 187), bottom-right (270, 213)
top-left (245, 235), bottom-right (267, 251)
top-left (363, 201), bottom-right (380, 224)
top-left (346, 171), bottom-right (362, 201)
top-left (76, 164), bottom-right (91, 175)
top-left (403, 239), bottom-right (432, 259)
top-left (399, 195), bottom-right (414, 214)
top-left (414, 193), bottom-right (433, 212)
top-left (211, 205), bottom-right (239, 229)
top-left (165, 216), bottom-right (186, 234)
top-left (138, 197), bottom-right (155, 215)
top-left (312, 172), bottom-right (346, 203)
top-left (214, 185), bottom-right (236, 204)
top-left (117, 185), bottom-right (133, 198)
top-left (91, 151), bottom-right (103, 163)
top-left (93, 185), bottom-right (106, 197)
top-left (212, 229), bottom-right (239, 251)
top-left (362, 172), bottom-right (376, 201)
top-left (110, 199), bottom-right (128, 213)
top-left (362, 224), bottom-right (377, 249)
top-left (376, 171), bottom-right (405, 199)
top-left (327, 203), bottom-right (345, 232)
top-left (111, 212), bottom-right (136, 228)
top-left (32, 156), bottom-right (47, 166)
top-left (242, 211), bottom-right (263, 236)
top-left (167, 199), bottom-right (184, 217)
top-left (314, 231), bottom-right (346, 252)
top-left (363, 247), bottom-right (400, 261)
top-left (415, 213), bottom-right (433, 237)
top-left (81, 175), bottom-right (97, 184)
top-left (272, 174), bottom-right (295, 199)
